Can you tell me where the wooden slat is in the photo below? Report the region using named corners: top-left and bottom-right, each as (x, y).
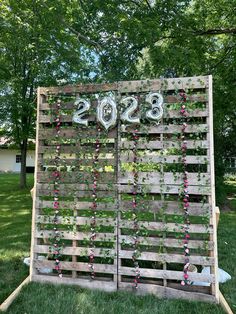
top-left (118, 76), bottom-right (208, 93)
top-left (119, 220), bottom-right (213, 234)
top-left (119, 266), bottom-right (214, 283)
top-left (32, 274), bottom-right (117, 292)
top-left (119, 235), bottom-right (213, 250)
top-left (119, 250), bottom-right (214, 266)
top-left (39, 158), bottom-right (115, 166)
top-left (120, 154), bottom-right (208, 164)
top-left (36, 215), bottom-right (115, 226)
top-left (34, 260), bottom-right (116, 274)
top-left (37, 171), bottom-right (209, 185)
top-left (37, 200), bottom-right (117, 211)
top-left (119, 282), bottom-right (216, 303)
top-left (120, 140), bottom-right (209, 150)
top-left (38, 128), bottom-right (116, 140)
top-left (38, 145), bottom-right (114, 154)
top-left (35, 230), bottom-right (213, 250)
top-left (119, 200), bottom-right (211, 216)
top-left (34, 245), bottom-right (115, 257)
top-left (38, 109), bottom-right (208, 123)
top-left (37, 189), bottom-right (116, 198)
top-left (39, 82), bottom-right (118, 95)
top-left (37, 183), bottom-right (115, 194)
top-left (39, 94), bottom-right (207, 111)
top-left (37, 171), bottom-right (115, 183)
top-left (36, 230), bottom-right (115, 242)
top-left (118, 172), bottom-right (210, 185)
top-left (119, 184), bottom-right (211, 195)
top-left (165, 109), bottom-right (208, 118)
top-left (122, 124), bottom-right (208, 134)
top-left (37, 199), bottom-right (211, 216)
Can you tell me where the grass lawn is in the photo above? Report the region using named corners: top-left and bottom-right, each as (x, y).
top-left (0, 173), bottom-right (235, 313)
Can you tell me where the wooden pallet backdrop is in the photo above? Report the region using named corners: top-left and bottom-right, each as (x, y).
top-left (30, 76), bottom-right (219, 303)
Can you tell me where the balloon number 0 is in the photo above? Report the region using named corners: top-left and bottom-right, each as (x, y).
top-left (73, 93), bottom-right (164, 130)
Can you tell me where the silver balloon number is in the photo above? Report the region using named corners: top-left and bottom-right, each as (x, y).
top-left (145, 92), bottom-right (164, 122)
top-left (97, 97), bottom-right (117, 130)
top-left (73, 98), bottom-right (90, 126)
top-left (120, 96), bottom-right (140, 124)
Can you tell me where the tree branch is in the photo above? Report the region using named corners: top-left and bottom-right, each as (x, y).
top-left (195, 28), bottom-right (236, 35)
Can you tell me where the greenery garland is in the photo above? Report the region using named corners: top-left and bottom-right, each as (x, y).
top-left (131, 128), bottom-right (141, 289)
top-left (52, 98), bottom-right (62, 278)
top-left (179, 91), bottom-right (191, 286)
top-left (88, 125), bottom-right (101, 279)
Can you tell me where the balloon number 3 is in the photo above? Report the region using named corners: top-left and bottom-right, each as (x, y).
top-left (145, 93), bottom-right (164, 123)
top-left (73, 92), bottom-right (164, 130)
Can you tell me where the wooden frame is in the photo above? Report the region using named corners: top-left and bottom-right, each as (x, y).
top-left (30, 75), bottom-right (220, 303)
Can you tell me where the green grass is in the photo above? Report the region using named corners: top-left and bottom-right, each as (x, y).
top-left (0, 173), bottom-right (34, 303)
top-left (0, 173), bottom-right (235, 313)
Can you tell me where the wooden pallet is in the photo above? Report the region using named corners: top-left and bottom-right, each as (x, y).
top-left (30, 76), bottom-right (220, 303)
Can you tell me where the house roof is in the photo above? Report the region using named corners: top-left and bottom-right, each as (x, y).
top-left (0, 137), bottom-right (35, 149)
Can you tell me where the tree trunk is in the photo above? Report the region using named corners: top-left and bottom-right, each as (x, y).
top-left (20, 139), bottom-right (28, 188)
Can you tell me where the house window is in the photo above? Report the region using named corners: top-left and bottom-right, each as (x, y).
top-left (16, 155), bottom-right (21, 163)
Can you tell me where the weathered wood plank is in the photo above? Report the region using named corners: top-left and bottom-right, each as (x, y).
top-left (38, 128), bottom-right (116, 140)
top-left (122, 124), bottom-right (208, 134)
top-left (37, 200), bottom-right (117, 211)
top-left (119, 184), bottom-right (211, 195)
top-left (36, 230), bottom-right (115, 242)
top-left (119, 200), bottom-right (211, 216)
top-left (38, 145), bottom-right (114, 154)
top-left (39, 158), bottom-right (116, 167)
top-left (34, 245), bottom-right (115, 257)
top-left (37, 189), bottom-right (116, 198)
top-left (36, 215), bottom-right (115, 226)
top-left (119, 235), bottom-right (213, 250)
top-left (37, 183), bottom-right (115, 193)
top-left (39, 82), bottom-right (119, 95)
top-left (38, 109), bottom-right (208, 123)
top-left (35, 230), bottom-right (213, 250)
top-left (37, 171), bottom-right (115, 183)
top-left (119, 266), bottom-right (214, 283)
top-left (118, 172), bottom-right (210, 185)
top-left (119, 220), bottom-right (213, 234)
top-left (39, 94), bottom-right (207, 111)
top-left (34, 260), bottom-right (116, 274)
top-left (120, 140), bottom-right (209, 150)
top-left (118, 76), bottom-right (208, 93)
top-left (120, 154), bottom-right (208, 164)
top-left (37, 199), bottom-right (211, 216)
top-left (119, 250), bottom-right (214, 265)
top-left (119, 282), bottom-right (216, 303)
top-left (32, 274), bottom-right (117, 291)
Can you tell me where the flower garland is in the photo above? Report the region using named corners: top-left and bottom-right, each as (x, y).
top-left (179, 91), bottom-right (191, 286)
top-left (131, 128), bottom-right (140, 289)
top-left (88, 126), bottom-right (101, 279)
top-left (52, 98), bottom-right (62, 278)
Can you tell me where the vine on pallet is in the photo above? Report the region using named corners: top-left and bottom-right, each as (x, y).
top-left (88, 126), bottom-right (101, 279)
top-left (179, 91), bottom-right (191, 286)
top-left (52, 98), bottom-right (62, 278)
top-left (132, 128), bottom-right (141, 289)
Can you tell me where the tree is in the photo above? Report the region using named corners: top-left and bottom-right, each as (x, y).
top-left (0, 0), bottom-right (97, 187)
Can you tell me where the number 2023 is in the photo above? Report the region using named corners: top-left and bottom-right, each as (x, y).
top-left (73, 92), bottom-right (164, 130)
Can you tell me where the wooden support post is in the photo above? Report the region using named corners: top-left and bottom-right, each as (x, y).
top-left (0, 276), bottom-right (30, 312)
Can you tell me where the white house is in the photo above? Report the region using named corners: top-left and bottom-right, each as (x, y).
top-left (0, 137), bottom-right (35, 173)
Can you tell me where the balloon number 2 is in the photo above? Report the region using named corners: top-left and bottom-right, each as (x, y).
top-left (73, 93), bottom-right (164, 130)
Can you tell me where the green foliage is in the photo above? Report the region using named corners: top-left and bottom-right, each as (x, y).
top-left (0, 173), bottom-right (34, 303)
